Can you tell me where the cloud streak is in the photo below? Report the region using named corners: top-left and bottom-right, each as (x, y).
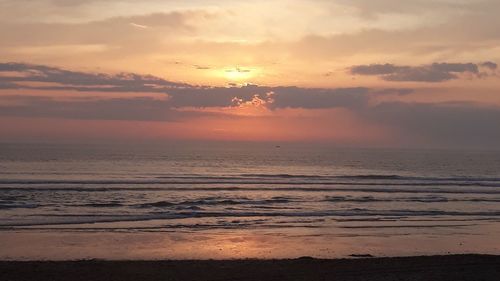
top-left (0, 11), bottom-right (204, 50)
top-left (350, 62), bottom-right (497, 82)
top-left (0, 62), bottom-right (190, 92)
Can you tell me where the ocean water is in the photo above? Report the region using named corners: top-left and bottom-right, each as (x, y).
top-left (1, 142), bottom-right (500, 260)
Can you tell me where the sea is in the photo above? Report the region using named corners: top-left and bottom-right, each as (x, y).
top-left (1, 142), bottom-right (500, 260)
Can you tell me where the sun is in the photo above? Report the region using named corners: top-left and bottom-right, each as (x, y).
top-left (222, 67), bottom-right (255, 81)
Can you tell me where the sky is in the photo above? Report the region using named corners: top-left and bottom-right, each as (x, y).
top-left (1, 0), bottom-right (500, 148)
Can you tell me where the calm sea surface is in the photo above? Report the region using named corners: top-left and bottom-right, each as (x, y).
top-left (1, 143), bottom-right (500, 260)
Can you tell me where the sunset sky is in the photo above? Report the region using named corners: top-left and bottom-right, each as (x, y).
top-left (1, 0), bottom-right (500, 148)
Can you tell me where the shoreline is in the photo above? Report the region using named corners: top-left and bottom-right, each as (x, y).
top-left (1, 254), bottom-right (499, 281)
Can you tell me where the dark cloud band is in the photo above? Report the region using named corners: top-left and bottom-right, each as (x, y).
top-left (350, 62), bottom-right (497, 82)
top-left (0, 62), bottom-right (374, 109)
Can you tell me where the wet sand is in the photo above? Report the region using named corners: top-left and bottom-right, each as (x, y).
top-left (1, 255), bottom-right (499, 281)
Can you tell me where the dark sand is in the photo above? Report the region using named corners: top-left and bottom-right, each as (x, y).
top-left (1, 255), bottom-right (499, 281)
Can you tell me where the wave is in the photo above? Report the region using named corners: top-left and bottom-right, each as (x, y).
top-left (1, 186), bottom-right (500, 195)
top-left (2, 209), bottom-right (500, 228)
top-left (4, 222), bottom-right (480, 232)
top-left (0, 203), bottom-right (38, 210)
top-left (3, 196), bottom-right (499, 214)
top-left (239, 174), bottom-right (415, 180)
top-left (0, 180), bottom-right (500, 190)
top-left (137, 196), bottom-right (294, 209)
top-left (339, 224), bottom-right (476, 229)
top-left (323, 195), bottom-right (500, 203)
top-left (1, 176), bottom-right (500, 188)
top-left (74, 202), bottom-right (124, 208)
top-left (3, 195), bottom-right (498, 212)
top-left (239, 174), bottom-right (500, 182)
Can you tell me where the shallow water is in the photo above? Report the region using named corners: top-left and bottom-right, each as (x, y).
top-left (1, 142), bottom-right (500, 260)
